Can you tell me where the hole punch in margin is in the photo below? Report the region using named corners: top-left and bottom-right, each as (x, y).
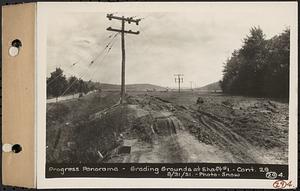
top-left (9, 39), bottom-right (22, 57)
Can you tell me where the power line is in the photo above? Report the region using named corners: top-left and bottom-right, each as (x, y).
top-left (88, 33), bottom-right (120, 81)
top-left (47, 33), bottom-right (116, 87)
top-left (47, 61), bottom-right (79, 86)
top-left (58, 32), bottom-right (120, 98)
top-left (89, 32), bottom-right (120, 67)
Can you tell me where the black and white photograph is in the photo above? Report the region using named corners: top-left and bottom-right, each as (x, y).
top-left (42, 2), bottom-right (296, 182)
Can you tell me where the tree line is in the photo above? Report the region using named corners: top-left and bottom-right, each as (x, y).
top-left (47, 68), bottom-right (100, 99)
top-left (220, 27), bottom-right (290, 98)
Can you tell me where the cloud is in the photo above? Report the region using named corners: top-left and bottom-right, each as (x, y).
top-left (46, 3), bottom-right (294, 87)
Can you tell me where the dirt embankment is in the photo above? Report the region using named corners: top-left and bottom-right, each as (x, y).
top-left (46, 91), bottom-right (122, 163)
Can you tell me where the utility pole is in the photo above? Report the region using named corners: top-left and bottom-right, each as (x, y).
top-left (190, 81), bottom-right (193, 91)
top-left (174, 74), bottom-right (184, 92)
top-left (106, 14), bottom-right (141, 104)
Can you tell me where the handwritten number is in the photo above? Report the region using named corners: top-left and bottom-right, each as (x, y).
top-left (273, 180), bottom-right (292, 189)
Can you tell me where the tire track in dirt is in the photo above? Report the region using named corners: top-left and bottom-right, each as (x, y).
top-left (198, 115), bottom-right (258, 163)
top-left (193, 111), bottom-right (262, 163)
top-left (145, 95), bottom-right (265, 163)
top-left (91, 93), bottom-right (287, 164)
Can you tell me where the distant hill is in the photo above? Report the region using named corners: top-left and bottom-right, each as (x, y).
top-left (100, 83), bottom-right (167, 92)
top-left (99, 83), bottom-right (120, 91)
top-left (197, 81), bottom-right (222, 92)
top-left (126, 84), bottom-right (167, 91)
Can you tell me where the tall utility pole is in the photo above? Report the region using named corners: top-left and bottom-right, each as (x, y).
top-left (174, 74), bottom-right (184, 92)
top-left (106, 14), bottom-right (141, 104)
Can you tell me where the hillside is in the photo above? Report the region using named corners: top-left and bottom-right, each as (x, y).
top-left (197, 81), bottom-right (222, 92)
top-left (100, 83), bottom-right (167, 92)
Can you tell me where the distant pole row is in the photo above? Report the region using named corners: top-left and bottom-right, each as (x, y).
top-left (173, 76), bottom-right (198, 92)
top-left (174, 74), bottom-right (184, 92)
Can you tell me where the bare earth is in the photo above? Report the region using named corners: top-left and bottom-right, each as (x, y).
top-left (47, 91), bottom-right (288, 164)
top-left (106, 91), bottom-right (288, 164)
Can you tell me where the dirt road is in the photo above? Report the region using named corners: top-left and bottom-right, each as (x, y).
top-left (47, 90), bottom-right (97, 103)
top-left (106, 92), bottom-right (288, 164)
top-left (108, 105), bottom-right (237, 163)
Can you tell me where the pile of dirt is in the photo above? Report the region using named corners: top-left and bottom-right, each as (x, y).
top-left (126, 101), bottom-right (181, 143)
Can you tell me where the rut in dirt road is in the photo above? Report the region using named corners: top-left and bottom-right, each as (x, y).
top-left (148, 95), bottom-right (265, 163)
top-left (197, 114), bottom-right (261, 163)
top-left (134, 95), bottom-right (266, 163)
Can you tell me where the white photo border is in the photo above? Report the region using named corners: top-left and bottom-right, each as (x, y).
top-left (36, 2), bottom-right (298, 189)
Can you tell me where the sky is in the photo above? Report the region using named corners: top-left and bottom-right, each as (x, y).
top-left (46, 3), bottom-right (295, 88)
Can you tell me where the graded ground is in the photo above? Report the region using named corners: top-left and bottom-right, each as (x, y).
top-left (46, 90), bottom-right (288, 164)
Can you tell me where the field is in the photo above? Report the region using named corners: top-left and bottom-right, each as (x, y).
top-left (46, 90), bottom-right (288, 164)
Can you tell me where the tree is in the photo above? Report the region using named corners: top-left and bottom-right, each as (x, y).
top-left (220, 50), bottom-right (241, 94)
top-left (67, 76), bottom-right (79, 96)
top-left (263, 28), bottom-right (290, 97)
top-left (87, 80), bottom-right (96, 92)
top-left (238, 26), bottom-right (268, 96)
top-left (47, 68), bottom-right (68, 100)
top-left (220, 27), bottom-right (290, 98)
top-left (78, 79), bottom-right (89, 95)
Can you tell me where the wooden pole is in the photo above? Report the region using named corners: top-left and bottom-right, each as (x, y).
top-left (121, 19), bottom-right (125, 104)
top-left (106, 14), bottom-right (140, 104)
top-left (174, 74), bottom-right (183, 93)
top-left (178, 76), bottom-right (181, 92)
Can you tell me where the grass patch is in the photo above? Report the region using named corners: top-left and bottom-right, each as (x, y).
top-left (46, 91), bottom-right (122, 163)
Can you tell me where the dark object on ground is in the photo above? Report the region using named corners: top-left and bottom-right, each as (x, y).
top-left (197, 97), bottom-right (204, 104)
top-left (118, 146), bottom-right (131, 154)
